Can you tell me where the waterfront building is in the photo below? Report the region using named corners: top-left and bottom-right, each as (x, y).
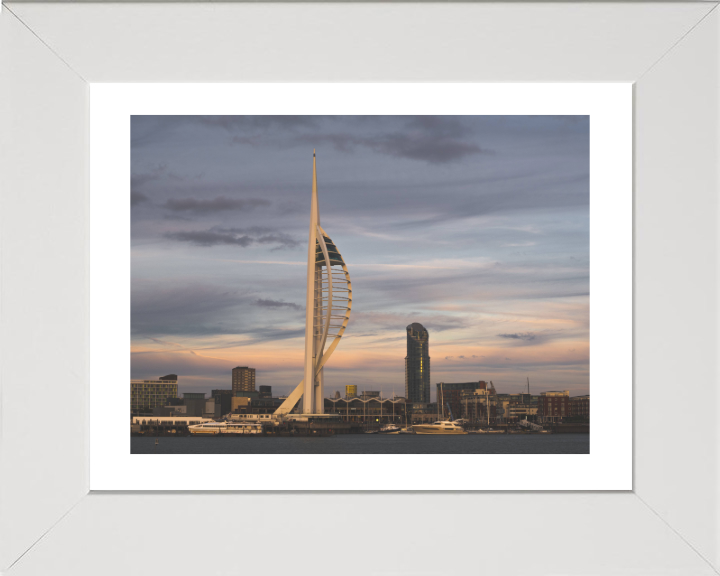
top-left (183, 392), bottom-right (207, 417)
top-left (405, 323), bottom-right (430, 403)
top-left (203, 398), bottom-right (221, 419)
top-left (131, 416), bottom-right (212, 435)
top-left (258, 385), bottom-right (272, 398)
top-left (152, 403), bottom-right (188, 417)
top-left (211, 389), bottom-right (233, 415)
top-left (494, 392), bottom-right (541, 423)
top-left (274, 152), bottom-right (353, 416)
top-left (405, 402), bottom-right (439, 424)
top-left (130, 375), bottom-right (178, 415)
top-left (360, 390), bottom-right (380, 400)
top-left (232, 396), bottom-right (283, 415)
top-left (539, 390), bottom-right (570, 423)
top-left (232, 367), bottom-right (256, 393)
top-left (437, 381), bottom-right (486, 420)
top-left (325, 396), bottom-right (407, 423)
top-left (231, 396), bottom-right (252, 413)
top-left (345, 384), bottom-right (358, 399)
top-left (570, 394), bottom-right (590, 421)
top-left (460, 388), bottom-right (496, 423)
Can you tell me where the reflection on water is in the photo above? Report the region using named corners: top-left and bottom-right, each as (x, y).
top-left (132, 434), bottom-right (589, 455)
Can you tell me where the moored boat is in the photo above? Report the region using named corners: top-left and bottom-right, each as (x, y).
top-left (189, 421), bottom-right (263, 435)
top-left (412, 420), bottom-right (467, 435)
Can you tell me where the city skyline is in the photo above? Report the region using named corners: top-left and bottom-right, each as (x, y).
top-left (131, 115), bottom-right (590, 400)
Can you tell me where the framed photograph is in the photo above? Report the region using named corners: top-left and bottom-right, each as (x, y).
top-left (90, 83), bottom-right (631, 491)
top-left (2, 2), bottom-right (718, 575)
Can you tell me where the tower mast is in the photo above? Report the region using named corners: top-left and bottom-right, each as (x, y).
top-left (303, 151), bottom-right (320, 413)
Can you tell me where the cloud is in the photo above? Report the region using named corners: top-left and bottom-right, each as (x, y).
top-left (131, 164), bottom-right (166, 188)
top-left (498, 332), bottom-right (537, 341)
top-left (200, 115), bottom-right (319, 131)
top-left (165, 230), bottom-right (254, 247)
top-left (131, 283), bottom-right (307, 341)
top-left (164, 227), bottom-right (299, 250)
top-left (165, 196), bottom-right (271, 214)
top-left (311, 116), bottom-right (486, 164)
top-left (131, 284), bottom-right (250, 337)
top-left (227, 116), bottom-right (487, 164)
top-left (131, 191), bottom-right (148, 206)
top-left (349, 311), bottom-right (467, 336)
top-left (256, 299), bottom-right (302, 311)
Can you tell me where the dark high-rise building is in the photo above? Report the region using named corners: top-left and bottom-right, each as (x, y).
top-left (405, 323), bottom-right (430, 403)
top-left (211, 389), bottom-right (234, 415)
top-left (232, 366), bottom-right (256, 393)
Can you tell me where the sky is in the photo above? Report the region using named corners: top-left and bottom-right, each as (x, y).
top-left (131, 115), bottom-right (589, 401)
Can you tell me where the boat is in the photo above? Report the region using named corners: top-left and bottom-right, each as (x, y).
top-left (398, 427), bottom-right (414, 434)
top-left (379, 424), bottom-right (402, 434)
top-left (188, 421), bottom-right (263, 435)
top-left (412, 421), bottom-right (467, 435)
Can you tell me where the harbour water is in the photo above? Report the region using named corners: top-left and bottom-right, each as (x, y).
top-left (132, 434), bottom-right (589, 455)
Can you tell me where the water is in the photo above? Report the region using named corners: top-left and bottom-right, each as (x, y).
top-left (132, 434), bottom-right (589, 454)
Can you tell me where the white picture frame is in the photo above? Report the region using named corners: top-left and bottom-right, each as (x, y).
top-left (1, 2), bottom-right (718, 575)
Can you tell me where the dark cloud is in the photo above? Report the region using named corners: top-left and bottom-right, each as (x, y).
top-left (131, 191), bottom-right (148, 206)
top-left (256, 299), bottom-right (302, 311)
top-left (164, 230), bottom-right (254, 247)
top-left (499, 332), bottom-right (537, 341)
top-left (164, 226), bottom-right (299, 250)
top-left (165, 196), bottom-right (271, 214)
top-left (303, 117), bottom-right (485, 164)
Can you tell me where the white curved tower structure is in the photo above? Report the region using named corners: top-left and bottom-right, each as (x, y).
top-left (275, 151), bottom-right (352, 416)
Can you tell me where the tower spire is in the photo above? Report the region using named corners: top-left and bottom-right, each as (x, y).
top-left (303, 151), bottom-right (320, 413)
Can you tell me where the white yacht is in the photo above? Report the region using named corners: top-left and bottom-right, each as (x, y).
top-left (188, 421), bottom-right (263, 435)
top-left (379, 424), bottom-right (402, 434)
top-left (412, 420), bottom-right (467, 435)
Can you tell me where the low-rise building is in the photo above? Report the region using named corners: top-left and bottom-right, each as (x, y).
top-left (570, 395), bottom-right (590, 421)
top-left (183, 392), bottom-right (207, 417)
top-left (539, 390), bottom-right (570, 423)
top-left (460, 388), bottom-right (497, 423)
top-left (325, 396), bottom-right (408, 423)
top-left (437, 381), bottom-right (487, 421)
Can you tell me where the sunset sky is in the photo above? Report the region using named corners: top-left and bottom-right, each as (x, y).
top-left (131, 115), bottom-right (589, 400)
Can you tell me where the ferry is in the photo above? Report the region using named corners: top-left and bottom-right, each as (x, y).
top-left (412, 420), bottom-right (467, 435)
top-left (188, 421), bottom-right (263, 435)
